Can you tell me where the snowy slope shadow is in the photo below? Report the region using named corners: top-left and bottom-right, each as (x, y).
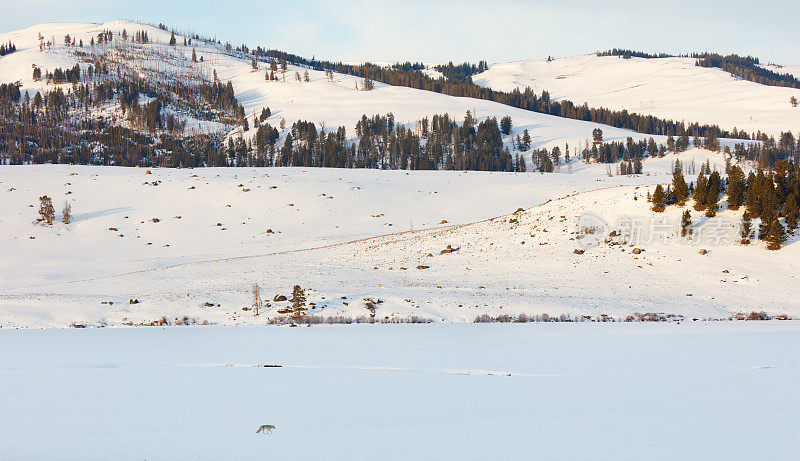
top-left (72, 207), bottom-right (132, 222)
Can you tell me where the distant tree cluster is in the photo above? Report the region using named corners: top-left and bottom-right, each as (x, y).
top-left (596, 49), bottom-right (679, 59)
top-left (392, 62), bottom-right (425, 72)
top-left (433, 61), bottom-right (489, 83)
top-left (696, 54), bottom-right (800, 89)
top-left (0, 41), bottom-right (16, 56)
top-left (47, 64), bottom-right (82, 84)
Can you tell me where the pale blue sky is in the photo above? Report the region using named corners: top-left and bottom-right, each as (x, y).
top-left (3, 0), bottom-right (799, 65)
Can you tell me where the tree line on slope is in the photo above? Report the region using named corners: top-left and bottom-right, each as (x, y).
top-left (650, 160), bottom-right (798, 249)
top-left (238, 46), bottom-right (750, 141)
top-left (597, 49), bottom-right (800, 89)
top-left (695, 54), bottom-right (800, 89)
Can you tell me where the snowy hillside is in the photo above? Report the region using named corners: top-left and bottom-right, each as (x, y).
top-left (0, 20), bottom-right (747, 155)
top-left (474, 54), bottom-right (800, 136)
top-left (2, 148), bottom-right (796, 328)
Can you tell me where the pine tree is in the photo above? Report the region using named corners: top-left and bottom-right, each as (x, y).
top-left (693, 173), bottom-right (708, 210)
top-left (680, 209), bottom-right (692, 237)
top-left (705, 172), bottom-right (721, 217)
top-left (672, 168), bottom-right (689, 205)
top-left (290, 285), bottom-right (306, 318)
top-left (759, 202), bottom-right (777, 239)
top-left (745, 172), bottom-right (759, 216)
top-left (652, 184), bottom-right (666, 212)
top-left (191, 48), bottom-right (197, 63)
top-left (741, 212), bottom-right (753, 244)
top-left (784, 193), bottom-right (798, 232)
top-left (726, 165), bottom-right (745, 209)
top-left (766, 220), bottom-right (786, 250)
top-left (169, 32), bottom-right (176, 46)
top-left (667, 134), bottom-right (676, 152)
top-left (500, 116), bottom-right (512, 135)
top-left (521, 129), bottom-right (531, 151)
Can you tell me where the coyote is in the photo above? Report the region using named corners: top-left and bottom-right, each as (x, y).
top-left (256, 424), bottom-right (276, 434)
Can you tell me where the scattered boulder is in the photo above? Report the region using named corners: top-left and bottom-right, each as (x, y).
top-left (573, 249), bottom-right (585, 255)
top-left (632, 248), bottom-right (642, 254)
top-left (699, 249), bottom-right (708, 255)
top-left (440, 220), bottom-right (448, 224)
top-left (151, 218), bottom-right (160, 223)
top-left (416, 265), bottom-right (430, 270)
top-left (265, 229), bottom-right (274, 234)
top-left (129, 299), bottom-right (139, 304)
top-left (439, 244), bottom-right (459, 255)
top-left (108, 227), bottom-right (118, 231)
top-left (145, 170), bottom-right (152, 175)
top-left (273, 294), bottom-right (287, 302)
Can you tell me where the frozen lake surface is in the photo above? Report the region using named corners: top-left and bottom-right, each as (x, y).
top-left (2, 322), bottom-right (798, 460)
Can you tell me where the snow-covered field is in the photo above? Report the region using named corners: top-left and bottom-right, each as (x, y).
top-left (1, 148), bottom-right (797, 328)
top-left (474, 54), bottom-right (800, 137)
top-left (1, 322), bottom-right (798, 460)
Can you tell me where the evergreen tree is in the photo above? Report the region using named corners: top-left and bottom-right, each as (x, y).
top-left (521, 129), bottom-right (531, 151)
top-left (500, 115), bottom-right (512, 135)
top-left (191, 48), bottom-right (197, 63)
top-left (784, 193), bottom-right (798, 232)
top-left (766, 220), bottom-right (786, 250)
top-left (652, 184), bottom-right (666, 212)
top-left (680, 209), bottom-right (693, 237)
top-left (672, 168), bottom-right (689, 205)
top-left (169, 32), bottom-right (176, 46)
top-left (693, 173), bottom-right (708, 210)
top-left (705, 172), bottom-right (721, 216)
top-left (726, 165), bottom-right (745, 209)
top-left (745, 171), bottom-right (759, 216)
top-left (289, 285), bottom-right (307, 318)
top-left (741, 212), bottom-right (753, 244)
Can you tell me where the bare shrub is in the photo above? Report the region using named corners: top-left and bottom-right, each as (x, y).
top-left (746, 311), bottom-right (769, 321)
top-left (62, 201), bottom-right (71, 224)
